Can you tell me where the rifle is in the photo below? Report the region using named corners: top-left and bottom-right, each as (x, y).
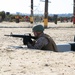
top-left (4, 33), bottom-right (37, 45)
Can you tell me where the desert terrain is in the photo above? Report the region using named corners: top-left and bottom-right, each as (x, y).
top-left (0, 22), bottom-right (75, 75)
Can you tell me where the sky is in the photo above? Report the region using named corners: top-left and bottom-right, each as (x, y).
top-left (0, 0), bottom-right (73, 14)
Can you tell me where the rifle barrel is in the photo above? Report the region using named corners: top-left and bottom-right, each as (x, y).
top-left (4, 34), bottom-right (37, 39)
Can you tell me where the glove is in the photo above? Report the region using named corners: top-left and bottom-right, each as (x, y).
top-left (23, 37), bottom-right (33, 45)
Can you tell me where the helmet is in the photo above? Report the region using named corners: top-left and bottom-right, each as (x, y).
top-left (32, 24), bottom-right (44, 32)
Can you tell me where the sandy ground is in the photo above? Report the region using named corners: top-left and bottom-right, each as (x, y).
top-left (0, 22), bottom-right (75, 75)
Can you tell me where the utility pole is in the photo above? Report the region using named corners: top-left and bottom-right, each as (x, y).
top-left (40, 0), bottom-right (51, 28)
top-left (44, 0), bottom-right (48, 28)
top-left (30, 0), bottom-right (33, 24)
top-left (73, 0), bottom-right (75, 24)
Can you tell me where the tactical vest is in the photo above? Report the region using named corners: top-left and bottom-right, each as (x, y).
top-left (41, 34), bottom-right (58, 52)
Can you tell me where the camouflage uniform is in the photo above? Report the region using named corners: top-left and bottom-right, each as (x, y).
top-left (27, 33), bottom-right (57, 52)
top-left (0, 16), bottom-right (2, 22)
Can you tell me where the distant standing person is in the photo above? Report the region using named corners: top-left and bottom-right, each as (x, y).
top-left (27, 24), bottom-right (58, 52)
